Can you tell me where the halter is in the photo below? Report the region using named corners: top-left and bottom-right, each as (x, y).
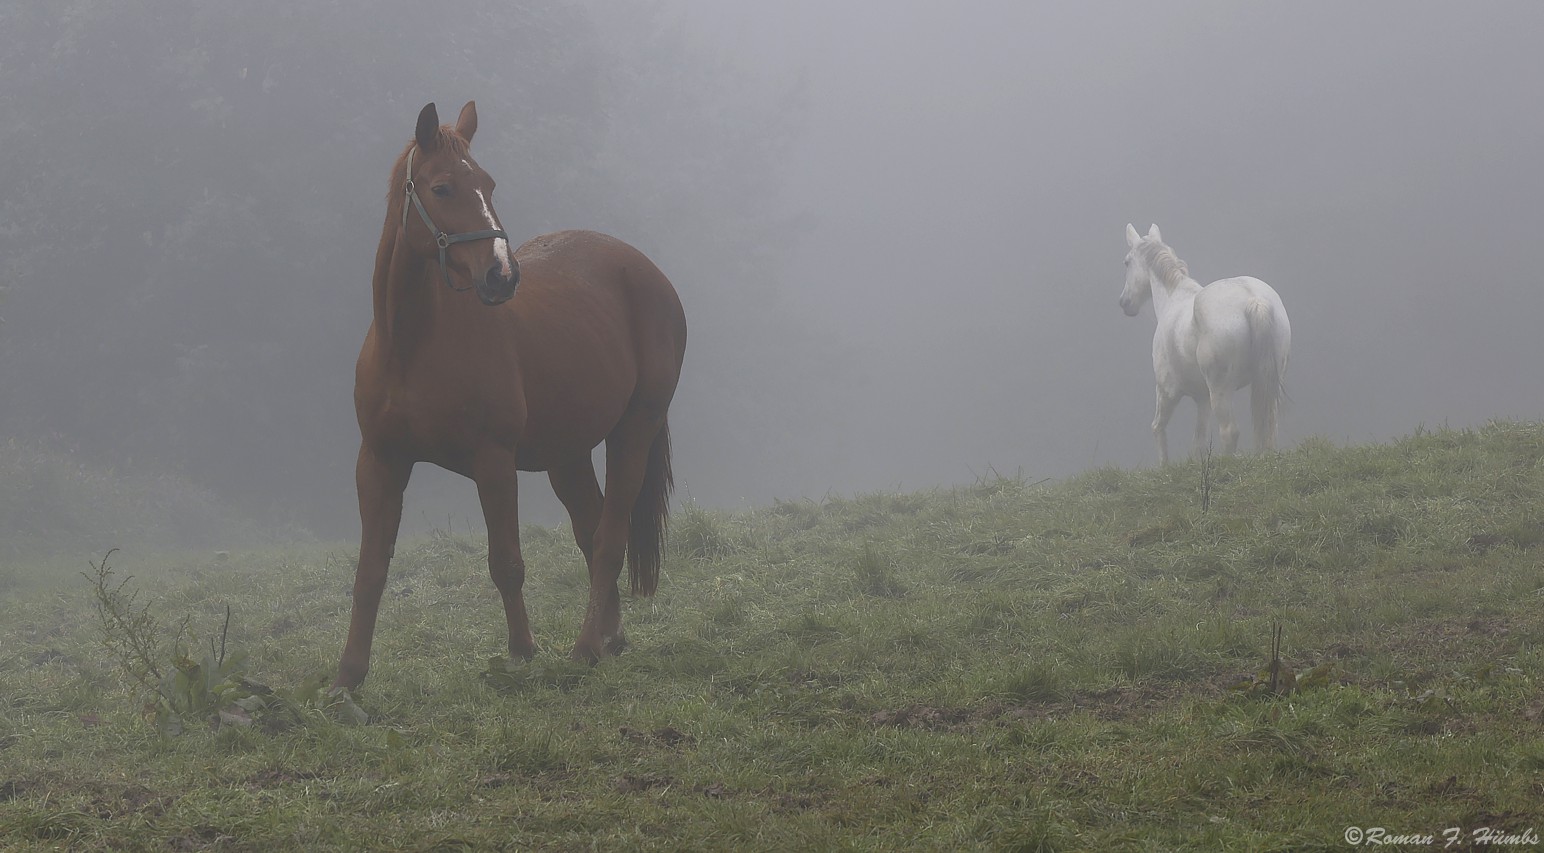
top-left (401, 145), bottom-right (510, 292)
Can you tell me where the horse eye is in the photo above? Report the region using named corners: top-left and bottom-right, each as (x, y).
top-left (431, 184), bottom-right (451, 198)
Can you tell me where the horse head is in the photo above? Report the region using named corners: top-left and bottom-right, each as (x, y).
top-left (1119, 223), bottom-right (1163, 316)
top-left (400, 101), bottom-right (519, 305)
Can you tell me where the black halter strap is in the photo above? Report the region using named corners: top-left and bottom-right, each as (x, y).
top-left (401, 146), bottom-right (509, 291)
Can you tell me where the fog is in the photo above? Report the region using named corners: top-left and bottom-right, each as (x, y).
top-left (676, 0), bottom-right (1544, 489)
top-left (1, 1), bottom-right (1540, 548)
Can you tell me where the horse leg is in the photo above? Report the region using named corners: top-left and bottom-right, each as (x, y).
top-left (1152, 386), bottom-right (1179, 466)
top-left (334, 445), bottom-right (412, 690)
top-left (549, 458), bottom-right (603, 567)
top-left (1192, 395), bottom-right (1212, 460)
top-left (573, 411), bottom-right (663, 663)
top-left (1210, 385), bottom-right (1241, 455)
top-left (475, 449), bottom-right (536, 661)
top-left (1251, 380), bottom-right (1278, 452)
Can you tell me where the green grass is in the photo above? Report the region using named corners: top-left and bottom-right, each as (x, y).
top-left (3, 422), bottom-right (1544, 849)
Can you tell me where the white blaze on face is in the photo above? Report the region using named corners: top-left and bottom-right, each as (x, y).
top-left (473, 186), bottom-right (514, 279)
top-left (492, 236), bottom-right (512, 278)
top-left (460, 159), bottom-right (514, 279)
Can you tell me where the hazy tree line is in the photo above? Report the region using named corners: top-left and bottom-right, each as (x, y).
top-left (0, 1), bottom-right (827, 539)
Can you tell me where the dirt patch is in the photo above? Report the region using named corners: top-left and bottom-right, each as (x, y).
top-left (1424, 774), bottom-right (1481, 803)
top-left (1071, 682), bottom-right (1215, 722)
top-left (683, 780), bottom-right (835, 811)
top-left (867, 705), bottom-right (975, 731)
top-left (2, 778), bottom-right (175, 820)
top-left (1464, 618), bottom-right (1511, 637)
top-left (619, 725), bottom-right (695, 750)
top-left (1055, 767), bottom-right (1102, 794)
top-left (1324, 642), bottom-right (1358, 659)
top-left (121, 785), bottom-right (172, 816)
top-left (30, 648), bottom-right (66, 666)
top-left (167, 824), bottom-right (236, 852)
top-left (613, 773), bottom-right (673, 794)
top-left (1358, 613), bottom-right (1533, 686)
top-left (1126, 517), bottom-right (1192, 547)
top-left (1467, 525), bottom-right (1544, 553)
top-left (771, 791), bottom-right (828, 813)
top-left (86, 784), bottom-right (174, 820)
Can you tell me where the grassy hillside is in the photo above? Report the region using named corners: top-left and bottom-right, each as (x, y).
top-left (2, 423), bottom-right (1543, 850)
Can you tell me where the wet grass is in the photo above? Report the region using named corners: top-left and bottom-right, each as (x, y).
top-left (2, 422), bottom-right (1543, 849)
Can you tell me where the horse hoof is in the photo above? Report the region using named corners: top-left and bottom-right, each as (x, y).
top-left (570, 633), bottom-right (626, 664)
top-left (331, 666), bottom-right (367, 693)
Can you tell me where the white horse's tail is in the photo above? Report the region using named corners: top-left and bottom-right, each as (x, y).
top-left (1247, 298), bottom-right (1284, 451)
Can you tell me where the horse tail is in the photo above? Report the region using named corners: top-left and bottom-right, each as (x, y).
top-left (1246, 298), bottom-right (1284, 449)
top-left (628, 419), bottom-right (674, 597)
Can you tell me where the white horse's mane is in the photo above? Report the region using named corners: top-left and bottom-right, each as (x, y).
top-left (1140, 241), bottom-right (1191, 291)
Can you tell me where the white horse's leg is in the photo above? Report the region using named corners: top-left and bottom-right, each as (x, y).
top-left (1251, 381), bottom-right (1277, 452)
top-left (1247, 370), bottom-right (1284, 454)
top-left (1153, 386), bottom-right (1180, 466)
top-left (1210, 385), bottom-right (1240, 455)
top-left (1192, 394), bottom-right (1212, 460)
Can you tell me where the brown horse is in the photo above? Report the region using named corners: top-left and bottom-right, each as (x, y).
top-left (333, 101), bottom-right (687, 690)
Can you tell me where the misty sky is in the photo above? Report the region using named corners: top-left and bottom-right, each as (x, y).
top-left (638, 0), bottom-right (1544, 504)
top-left (4, 2), bottom-right (1541, 546)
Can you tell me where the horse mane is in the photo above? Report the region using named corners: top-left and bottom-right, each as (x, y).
top-left (372, 127), bottom-right (474, 328)
top-left (1140, 241), bottom-right (1192, 291)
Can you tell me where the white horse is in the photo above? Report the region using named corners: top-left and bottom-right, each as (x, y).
top-left (1120, 224), bottom-right (1290, 465)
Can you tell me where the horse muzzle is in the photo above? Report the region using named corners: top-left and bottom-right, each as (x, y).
top-left (476, 259), bottom-right (520, 306)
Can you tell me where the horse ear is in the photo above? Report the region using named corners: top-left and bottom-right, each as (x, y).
top-left (1147, 224), bottom-right (1162, 243)
top-left (455, 101), bottom-right (478, 144)
top-left (1126, 223), bottom-right (1141, 248)
top-left (416, 103), bottom-right (441, 152)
